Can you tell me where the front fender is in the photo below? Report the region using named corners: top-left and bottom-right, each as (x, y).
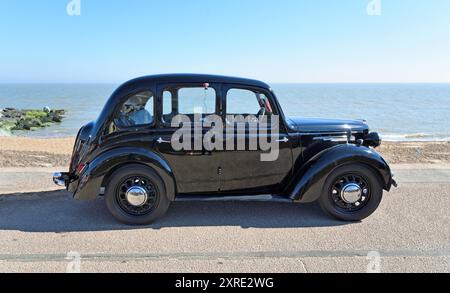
top-left (288, 144), bottom-right (393, 203)
top-left (72, 147), bottom-right (176, 201)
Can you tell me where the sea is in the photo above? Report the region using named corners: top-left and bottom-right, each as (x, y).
top-left (0, 83), bottom-right (449, 141)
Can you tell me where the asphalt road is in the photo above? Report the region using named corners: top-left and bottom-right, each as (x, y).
top-left (0, 165), bottom-right (449, 273)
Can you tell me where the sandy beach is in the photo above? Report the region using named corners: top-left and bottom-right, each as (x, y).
top-left (0, 137), bottom-right (75, 168)
top-left (0, 136), bottom-right (449, 168)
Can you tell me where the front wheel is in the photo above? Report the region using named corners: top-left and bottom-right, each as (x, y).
top-left (105, 164), bottom-right (171, 225)
top-left (318, 164), bottom-right (383, 221)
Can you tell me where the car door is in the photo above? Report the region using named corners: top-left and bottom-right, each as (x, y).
top-left (154, 83), bottom-right (221, 194)
top-left (218, 85), bottom-right (293, 193)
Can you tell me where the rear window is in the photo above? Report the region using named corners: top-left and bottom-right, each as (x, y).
top-left (115, 91), bottom-right (154, 128)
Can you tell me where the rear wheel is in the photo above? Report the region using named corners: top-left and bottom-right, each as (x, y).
top-left (105, 164), bottom-right (170, 225)
top-left (318, 164), bottom-right (383, 221)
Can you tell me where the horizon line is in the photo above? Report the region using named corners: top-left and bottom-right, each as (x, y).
top-left (1, 81), bottom-right (450, 85)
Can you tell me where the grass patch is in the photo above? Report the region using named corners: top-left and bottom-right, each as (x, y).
top-left (24, 110), bottom-right (48, 120)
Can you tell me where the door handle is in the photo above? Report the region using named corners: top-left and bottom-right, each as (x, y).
top-left (157, 137), bottom-right (171, 144)
top-left (276, 137), bottom-right (289, 143)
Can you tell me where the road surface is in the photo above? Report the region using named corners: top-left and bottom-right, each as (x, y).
top-left (0, 164), bottom-right (449, 273)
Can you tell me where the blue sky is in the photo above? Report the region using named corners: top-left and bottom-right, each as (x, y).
top-left (1, 0), bottom-right (450, 83)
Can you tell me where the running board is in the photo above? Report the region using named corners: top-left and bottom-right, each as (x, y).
top-left (175, 194), bottom-right (293, 203)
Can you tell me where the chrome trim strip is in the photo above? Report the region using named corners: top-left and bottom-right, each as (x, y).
top-left (296, 132), bottom-right (349, 136)
top-left (295, 131), bottom-right (365, 136)
top-left (312, 135), bottom-right (349, 142)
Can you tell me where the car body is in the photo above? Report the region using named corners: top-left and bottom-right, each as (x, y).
top-left (54, 74), bottom-right (397, 225)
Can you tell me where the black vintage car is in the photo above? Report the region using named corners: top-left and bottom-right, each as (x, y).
top-left (53, 74), bottom-right (396, 225)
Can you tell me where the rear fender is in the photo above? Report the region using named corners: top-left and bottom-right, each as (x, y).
top-left (288, 144), bottom-right (393, 203)
top-left (73, 147), bottom-right (176, 201)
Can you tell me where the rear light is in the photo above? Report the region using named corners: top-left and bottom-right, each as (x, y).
top-left (77, 140), bottom-right (85, 154)
top-left (76, 163), bottom-right (87, 174)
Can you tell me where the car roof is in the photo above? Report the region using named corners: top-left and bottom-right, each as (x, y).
top-left (96, 74), bottom-right (278, 132)
top-left (121, 74), bottom-right (271, 89)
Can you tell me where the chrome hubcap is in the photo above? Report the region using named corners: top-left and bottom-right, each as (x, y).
top-left (340, 183), bottom-right (362, 204)
top-left (330, 173), bottom-right (371, 212)
top-left (125, 186), bottom-right (148, 207)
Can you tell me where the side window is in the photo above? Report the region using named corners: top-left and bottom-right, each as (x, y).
top-left (163, 91), bottom-right (176, 123)
top-left (226, 88), bottom-right (273, 116)
top-left (115, 91), bottom-right (154, 128)
top-left (178, 87), bottom-right (216, 114)
top-left (163, 91), bottom-right (173, 115)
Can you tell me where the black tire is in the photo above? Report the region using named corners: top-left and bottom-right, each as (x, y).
top-left (318, 164), bottom-right (383, 221)
top-left (105, 164), bottom-right (171, 225)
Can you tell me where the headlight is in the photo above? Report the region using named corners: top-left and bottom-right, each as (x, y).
top-left (364, 132), bottom-right (382, 148)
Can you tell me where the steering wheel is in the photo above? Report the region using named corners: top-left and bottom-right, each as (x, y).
top-left (257, 107), bottom-right (266, 117)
